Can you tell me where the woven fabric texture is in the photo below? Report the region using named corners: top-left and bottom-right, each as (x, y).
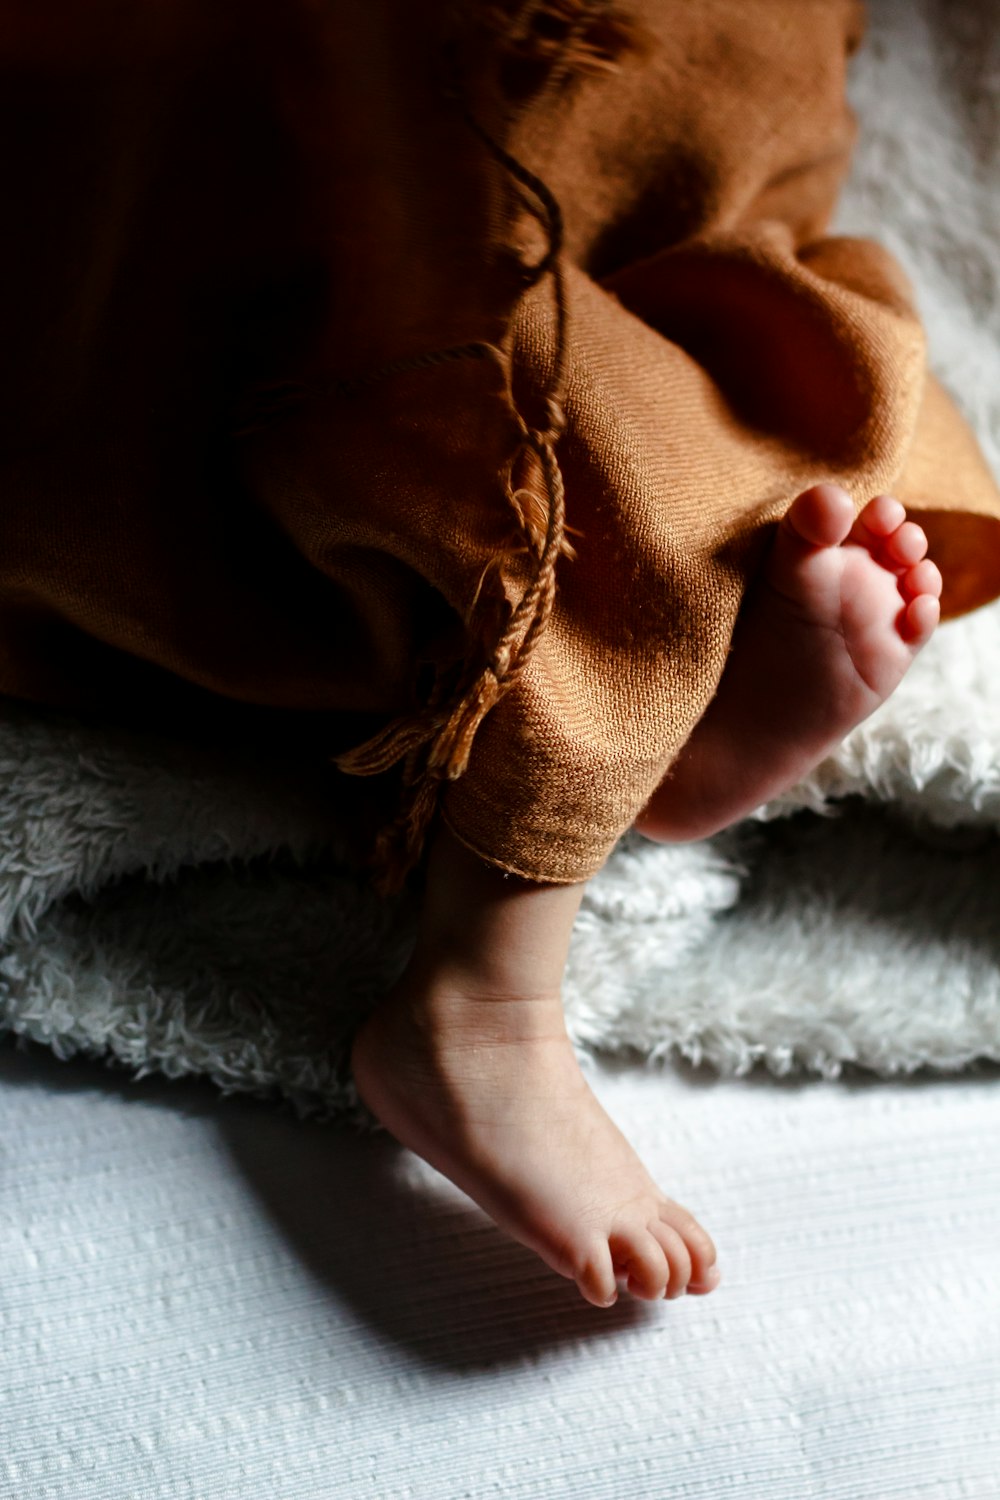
top-left (2, 0), bottom-right (1000, 886)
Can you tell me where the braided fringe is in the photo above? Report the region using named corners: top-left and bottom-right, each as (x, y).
top-left (337, 327), bottom-right (570, 896)
top-left (336, 385), bottom-right (569, 894)
top-left (331, 8), bottom-right (599, 894)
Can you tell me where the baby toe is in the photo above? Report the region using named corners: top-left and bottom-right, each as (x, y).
top-left (649, 1220), bottom-right (693, 1299)
top-left (657, 1201), bottom-right (717, 1284)
top-left (901, 592), bottom-right (940, 646)
top-left (900, 557), bottom-right (943, 601)
top-left (854, 493), bottom-right (907, 539)
top-left (610, 1227), bottom-right (669, 1301)
top-left (882, 520), bottom-right (928, 569)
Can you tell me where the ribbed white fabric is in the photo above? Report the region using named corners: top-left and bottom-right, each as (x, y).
top-left (2, 1047), bottom-right (998, 1499)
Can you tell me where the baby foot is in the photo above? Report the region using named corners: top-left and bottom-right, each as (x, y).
top-left (351, 981), bottom-right (720, 1308)
top-left (635, 484), bottom-right (942, 843)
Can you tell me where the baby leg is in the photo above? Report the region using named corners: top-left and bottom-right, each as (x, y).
top-left (351, 824), bottom-right (720, 1307)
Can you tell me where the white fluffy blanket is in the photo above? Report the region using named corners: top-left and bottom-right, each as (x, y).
top-left (2, 0), bottom-right (999, 1115)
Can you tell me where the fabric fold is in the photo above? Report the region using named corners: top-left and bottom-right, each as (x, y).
top-left (1, 0), bottom-right (999, 890)
top-left (441, 223), bottom-right (976, 881)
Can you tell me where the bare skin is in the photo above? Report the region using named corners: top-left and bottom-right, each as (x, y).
top-left (635, 484), bottom-right (942, 842)
top-left (351, 484), bottom-right (942, 1308)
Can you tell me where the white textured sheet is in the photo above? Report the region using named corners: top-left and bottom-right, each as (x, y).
top-left (2, 1045), bottom-right (998, 1500)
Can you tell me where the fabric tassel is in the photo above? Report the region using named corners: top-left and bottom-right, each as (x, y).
top-left (333, 11), bottom-right (582, 891)
top-left (334, 709), bottom-right (443, 777)
top-left (428, 668), bottom-right (503, 778)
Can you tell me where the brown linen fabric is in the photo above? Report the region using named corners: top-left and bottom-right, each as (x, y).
top-left (2, 0), bottom-right (999, 885)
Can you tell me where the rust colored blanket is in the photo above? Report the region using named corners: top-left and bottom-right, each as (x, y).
top-left (2, 0), bottom-right (999, 885)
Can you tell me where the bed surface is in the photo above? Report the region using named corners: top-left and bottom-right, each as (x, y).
top-left (2, 1044), bottom-right (998, 1499)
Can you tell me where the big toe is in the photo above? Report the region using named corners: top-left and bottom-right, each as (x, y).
top-left (782, 483), bottom-right (856, 549)
top-left (575, 1238), bottom-right (619, 1309)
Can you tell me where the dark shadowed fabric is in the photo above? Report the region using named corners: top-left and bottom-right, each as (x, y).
top-left (1, 0), bottom-right (999, 884)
